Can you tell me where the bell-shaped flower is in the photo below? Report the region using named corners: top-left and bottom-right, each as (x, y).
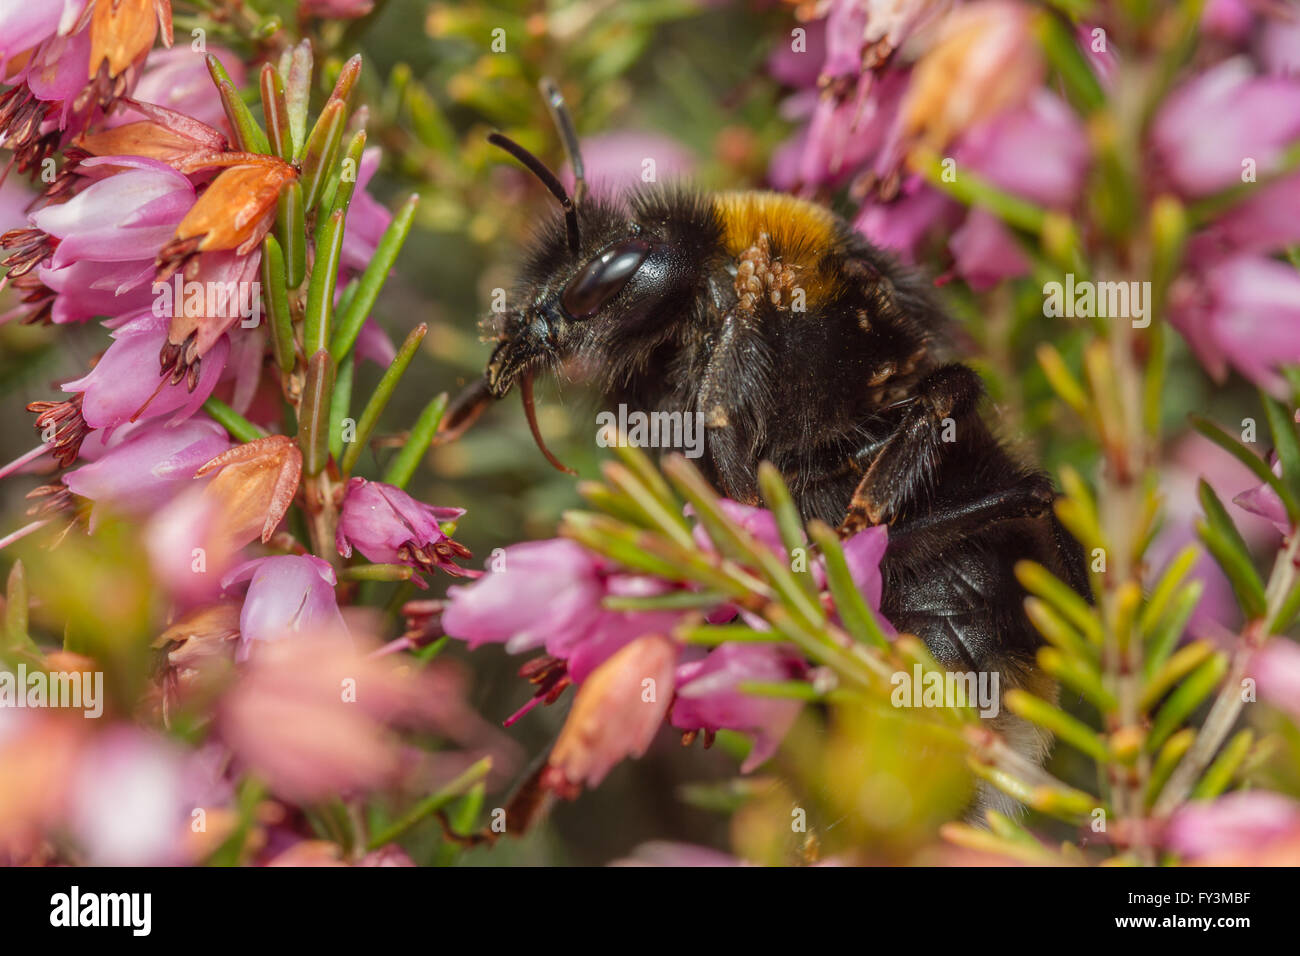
top-left (544, 634), bottom-right (678, 796)
top-left (670, 643), bottom-right (808, 772)
top-left (62, 416), bottom-right (229, 527)
top-left (61, 310), bottom-right (228, 431)
top-left (193, 434), bottom-right (302, 548)
top-left (221, 554), bottom-right (346, 655)
top-left (335, 477), bottom-right (470, 583)
top-left (1152, 58), bottom-right (1300, 197)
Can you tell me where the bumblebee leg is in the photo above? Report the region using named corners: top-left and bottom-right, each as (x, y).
top-left (840, 363), bottom-right (984, 534)
top-left (436, 377), bottom-right (495, 445)
top-left (882, 476), bottom-right (1057, 558)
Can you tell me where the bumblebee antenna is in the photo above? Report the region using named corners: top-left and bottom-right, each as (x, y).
top-left (487, 131), bottom-right (580, 254)
top-left (539, 77), bottom-right (586, 203)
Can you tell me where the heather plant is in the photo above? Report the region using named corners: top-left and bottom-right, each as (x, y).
top-left (0, 0), bottom-right (1298, 868)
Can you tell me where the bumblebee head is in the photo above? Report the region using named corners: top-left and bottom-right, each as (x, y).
top-left (484, 221), bottom-right (700, 400)
top-left (475, 82), bottom-right (707, 471)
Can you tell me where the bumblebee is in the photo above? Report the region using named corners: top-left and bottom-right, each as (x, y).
top-left (443, 81), bottom-right (1087, 716)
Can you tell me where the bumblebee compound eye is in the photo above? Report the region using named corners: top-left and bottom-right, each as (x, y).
top-left (560, 239), bottom-right (652, 320)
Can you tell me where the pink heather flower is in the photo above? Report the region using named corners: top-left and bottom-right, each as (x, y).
top-left (446, 503), bottom-right (890, 763)
top-left (818, 0), bottom-right (949, 82)
top-left (1187, 173), bottom-right (1300, 263)
top-left (1165, 791), bottom-right (1300, 862)
top-left (1233, 456), bottom-right (1289, 534)
top-left (0, 175), bottom-right (30, 231)
top-left (218, 635), bottom-right (424, 802)
top-left (143, 487), bottom-right (238, 608)
top-left (358, 844), bottom-right (417, 866)
top-left (1252, 639), bottom-right (1300, 721)
top-left (336, 477), bottom-right (470, 583)
top-left (62, 311), bottom-right (228, 431)
top-left (853, 177), bottom-right (957, 264)
top-left (353, 317), bottom-right (396, 367)
top-left (442, 539), bottom-right (606, 653)
top-left (1201, 0), bottom-right (1254, 43)
top-left (63, 416), bottom-right (229, 527)
top-left (841, 522), bottom-right (889, 612)
top-left (33, 257), bottom-right (157, 325)
top-left (443, 538), bottom-right (680, 685)
top-left (0, 2), bottom-right (86, 72)
top-left (691, 497), bottom-right (784, 554)
top-left (1259, 14), bottom-right (1300, 76)
top-left (1152, 58), bottom-right (1300, 197)
top-left (221, 555), bottom-right (347, 655)
top-left (956, 92), bottom-right (1089, 208)
top-left (821, 0), bottom-right (869, 82)
top-left (1078, 23), bottom-right (1117, 89)
top-left (161, 246), bottom-right (263, 363)
top-left (767, 17), bottom-right (826, 88)
top-left (1144, 436), bottom-right (1246, 639)
top-left (692, 498), bottom-right (891, 608)
top-left (32, 156), bottom-right (194, 270)
top-left (795, 71), bottom-right (905, 187)
top-left (671, 643), bottom-right (807, 771)
top-left (560, 577), bottom-right (681, 684)
top-left (0, 6), bottom-right (92, 176)
top-left (3, 156), bottom-right (194, 326)
top-left (112, 45), bottom-right (244, 132)
top-left (1169, 255), bottom-right (1300, 395)
top-left (948, 208), bottom-right (1032, 290)
top-left (67, 726), bottom-right (196, 866)
top-left (545, 634), bottom-right (678, 794)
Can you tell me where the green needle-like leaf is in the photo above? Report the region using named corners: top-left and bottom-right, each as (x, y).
top-left (330, 194), bottom-right (419, 363)
top-left (381, 393), bottom-right (448, 490)
top-left (207, 55), bottom-right (271, 155)
top-left (304, 208), bottom-right (346, 356)
top-left (1146, 653), bottom-right (1229, 753)
top-left (1196, 480), bottom-right (1267, 619)
top-left (1190, 729), bottom-right (1254, 800)
top-left (1005, 690), bottom-right (1111, 762)
top-left (807, 519), bottom-right (890, 650)
top-left (328, 355), bottom-right (354, 464)
top-left (299, 99), bottom-right (346, 213)
top-left (203, 397), bottom-right (264, 443)
top-left (276, 181), bottom-right (306, 289)
top-left (261, 235), bottom-right (295, 371)
top-left (757, 462), bottom-right (818, 603)
top-left (1191, 414), bottom-right (1299, 521)
top-left (260, 63), bottom-right (292, 160)
top-left (297, 349), bottom-right (335, 475)
top-left (340, 323), bottom-right (428, 476)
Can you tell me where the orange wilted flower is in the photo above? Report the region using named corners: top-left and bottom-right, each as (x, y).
top-left (544, 634), bottom-right (677, 798)
top-left (194, 435), bottom-right (303, 549)
top-left (77, 100), bottom-right (227, 171)
top-left (156, 155), bottom-right (296, 279)
top-left (89, 0), bottom-right (173, 80)
top-left (897, 1), bottom-right (1042, 163)
top-left (85, 0), bottom-right (174, 109)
